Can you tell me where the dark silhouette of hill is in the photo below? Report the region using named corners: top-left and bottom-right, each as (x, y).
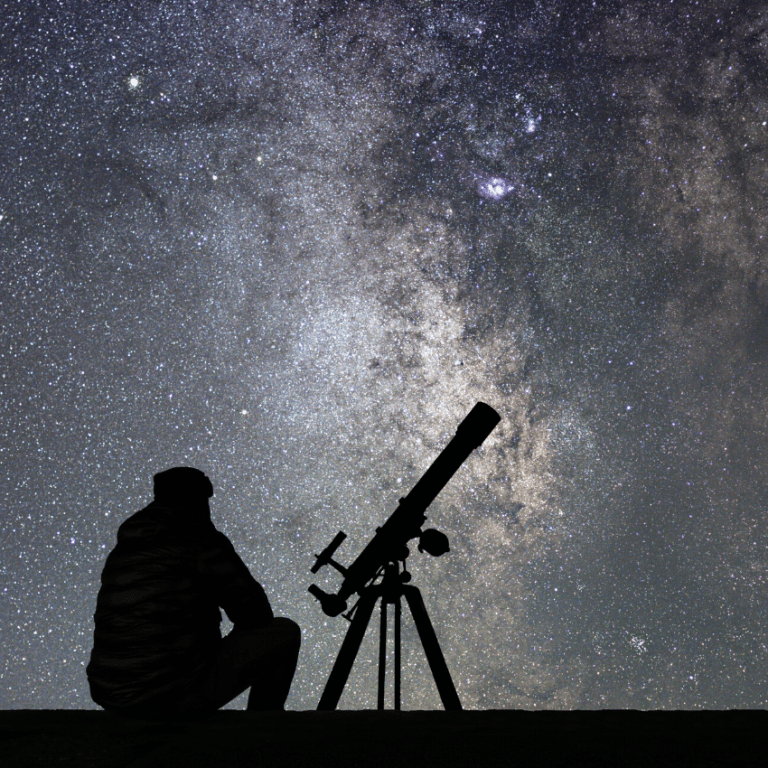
top-left (1, 709), bottom-right (765, 767)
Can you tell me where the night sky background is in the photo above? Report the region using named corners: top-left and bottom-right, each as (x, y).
top-left (3, 0), bottom-right (768, 711)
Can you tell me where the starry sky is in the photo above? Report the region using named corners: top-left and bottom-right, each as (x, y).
top-left (2, 0), bottom-right (768, 711)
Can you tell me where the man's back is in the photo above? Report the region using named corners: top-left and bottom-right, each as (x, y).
top-left (87, 500), bottom-right (272, 711)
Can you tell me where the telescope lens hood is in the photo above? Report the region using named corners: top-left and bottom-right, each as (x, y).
top-left (456, 402), bottom-right (501, 448)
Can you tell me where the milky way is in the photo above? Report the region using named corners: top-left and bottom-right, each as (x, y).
top-left (2, 1), bottom-right (768, 710)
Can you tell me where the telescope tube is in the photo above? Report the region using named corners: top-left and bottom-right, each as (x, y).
top-left (336, 402), bottom-right (501, 603)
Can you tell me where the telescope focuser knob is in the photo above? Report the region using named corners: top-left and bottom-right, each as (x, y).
top-left (418, 528), bottom-right (450, 557)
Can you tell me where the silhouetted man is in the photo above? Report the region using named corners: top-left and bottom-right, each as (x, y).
top-left (87, 467), bottom-right (300, 719)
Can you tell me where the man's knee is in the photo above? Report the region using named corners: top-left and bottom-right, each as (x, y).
top-left (270, 617), bottom-right (301, 653)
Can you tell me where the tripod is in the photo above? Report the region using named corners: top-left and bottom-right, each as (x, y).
top-left (317, 562), bottom-right (462, 710)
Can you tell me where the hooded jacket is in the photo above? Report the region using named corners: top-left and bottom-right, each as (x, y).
top-left (86, 501), bottom-right (273, 710)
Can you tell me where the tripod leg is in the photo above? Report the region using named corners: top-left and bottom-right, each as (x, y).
top-left (377, 600), bottom-right (386, 710)
top-left (403, 585), bottom-right (462, 711)
top-left (394, 597), bottom-right (401, 711)
top-left (317, 589), bottom-right (379, 710)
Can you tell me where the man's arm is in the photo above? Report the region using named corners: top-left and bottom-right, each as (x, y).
top-left (199, 531), bottom-right (274, 630)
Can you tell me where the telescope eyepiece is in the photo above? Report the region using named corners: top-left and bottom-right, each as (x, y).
top-left (308, 584), bottom-right (348, 617)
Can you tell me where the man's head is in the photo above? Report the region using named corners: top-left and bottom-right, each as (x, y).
top-left (153, 467), bottom-right (214, 508)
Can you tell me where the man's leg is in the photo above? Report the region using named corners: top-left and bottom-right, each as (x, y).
top-left (181, 617), bottom-right (301, 713)
top-left (243, 618), bottom-right (301, 710)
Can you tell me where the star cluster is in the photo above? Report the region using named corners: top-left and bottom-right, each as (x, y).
top-left (2, 0), bottom-right (768, 710)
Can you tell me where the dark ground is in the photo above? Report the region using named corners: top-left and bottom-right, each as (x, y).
top-left (1, 710), bottom-right (766, 767)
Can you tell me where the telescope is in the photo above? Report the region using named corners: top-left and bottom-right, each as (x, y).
top-left (309, 401), bottom-right (501, 710)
